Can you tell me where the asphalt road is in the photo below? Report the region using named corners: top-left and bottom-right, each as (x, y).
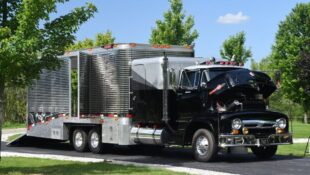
top-left (2, 137), bottom-right (310, 175)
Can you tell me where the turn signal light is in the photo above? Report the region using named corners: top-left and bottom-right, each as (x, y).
top-left (276, 128), bottom-right (284, 134)
top-left (243, 127), bottom-right (249, 135)
top-left (231, 129), bottom-right (240, 135)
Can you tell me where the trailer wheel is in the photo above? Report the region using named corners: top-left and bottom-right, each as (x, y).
top-left (251, 146), bottom-right (277, 159)
top-left (72, 129), bottom-right (88, 152)
top-left (192, 129), bottom-right (217, 162)
top-left (88, 128), bottom-right (104, 154)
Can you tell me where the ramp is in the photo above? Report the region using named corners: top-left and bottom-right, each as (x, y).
top-left (6, 134), bottom-right (28, 146)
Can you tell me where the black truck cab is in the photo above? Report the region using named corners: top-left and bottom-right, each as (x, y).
top-left (175, 61), bottom-right (292, 162)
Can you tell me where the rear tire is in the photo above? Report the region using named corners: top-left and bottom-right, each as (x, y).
top-left (88, 128), bottom-right (104, 154)
top-left (72, 129), bottom-right (88, 152)
top-left (251, 146), bottom-right (277, 159)
top-left (192, 129), bottom-right (217, 162)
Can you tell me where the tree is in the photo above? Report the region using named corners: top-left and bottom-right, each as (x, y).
top-left (270, 3), bottom-right (310, 123)
top-left (0, 0), bottom-right (97, 149)
top-left (67, 30), bottom-right (115, 50)
top-left (149, 0), bottom-right (198, 46)
top-left (220, 31), bottom-right (252, 64)
top-left (251, 56), bottom-right (304, 121)
top-left (296, 51), bottom-right (310, 96)
top-left (0, 0), bottom-right (21, 32)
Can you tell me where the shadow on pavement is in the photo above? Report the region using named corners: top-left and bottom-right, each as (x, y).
top-left (3, 136), bottom-right (304, 164)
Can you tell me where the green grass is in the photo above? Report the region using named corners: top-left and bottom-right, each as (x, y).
top-left (0, 157), bottom-right (187, 175)
top-left (3, 122), bottom-right (25, 129)
top-left (7, 133), bottom-right (23, 142)
top-left (277, 143), bottom-right (309, 157)
top-left (291, 121), bottom-right (310, 138)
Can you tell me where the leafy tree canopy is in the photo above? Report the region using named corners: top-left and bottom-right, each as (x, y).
top-left (220, 31), bottom-right (252, 64)
top-left (0, 0), bottom-right (97, 144)
top-left (149, 0), bottom-right (198, 46)
top-left (67, 30), bottom-right (115, 50)
top-left (0, 0), bottom-right (97, 87)
top-left (270, 3), bottom-right (310, 111)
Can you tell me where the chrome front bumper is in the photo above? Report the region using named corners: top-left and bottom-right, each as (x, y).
top-left (219, 133), bottom-right (293, 147)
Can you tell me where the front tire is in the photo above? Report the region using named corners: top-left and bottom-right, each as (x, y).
top-left (251, 146), bottom-right (277, 159)
top-left (72, 129), bottom-right (88, 152)
top-left (192, 129), bottom-right (217, 162)
top-left (88, 128), bottom-right (104, 154)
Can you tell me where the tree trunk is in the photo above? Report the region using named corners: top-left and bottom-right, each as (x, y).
top-left (304, 111), bottom-right (308, 124)
top-left (0, 80), bottom-right (4, 158)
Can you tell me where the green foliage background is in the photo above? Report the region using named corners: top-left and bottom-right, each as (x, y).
top-left (220, 31), bottom-right (252, 64)
top-left (3, 87), bottom-right (26, 123)
top-left (269, 3), bottom-right (310, 123)
top-left (149, 0), bottom-right (198, 46)
top-left (0, 0), bottom-right (97, 125)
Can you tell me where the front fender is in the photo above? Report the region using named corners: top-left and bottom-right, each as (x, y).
top-left (184, 114), bottom-right (219, 145)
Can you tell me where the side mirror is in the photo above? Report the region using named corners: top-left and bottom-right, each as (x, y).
top-left (201, 82), bottom-right (207, 88)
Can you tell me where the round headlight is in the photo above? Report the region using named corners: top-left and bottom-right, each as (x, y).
top-left (232, 118), bottom-right (242, 130)
top-left (276, 118), bottom-right (286, 129)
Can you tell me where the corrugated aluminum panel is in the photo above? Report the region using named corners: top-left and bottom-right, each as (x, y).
top-left (28, 58), bottom-right (70, 114)
top-left (81, 46), bottom-right (194, 115)
top-left (79, 52), bottom-right (91, 114)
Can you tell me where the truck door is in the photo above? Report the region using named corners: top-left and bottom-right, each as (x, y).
top-left (177, 70), bottom-right (203, 120)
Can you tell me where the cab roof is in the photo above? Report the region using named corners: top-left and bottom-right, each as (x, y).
top-left (184, 64), bottom-right (244, 71)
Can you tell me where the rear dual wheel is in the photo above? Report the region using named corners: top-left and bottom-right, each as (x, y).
top-left (72, 128), bottom-right (104, 153)
top-left (88, 129), bottom-right (104, 154)
top-left (72, 129), bottom-right (88, 152)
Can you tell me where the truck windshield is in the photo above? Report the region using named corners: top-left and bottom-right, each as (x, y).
top-left (180, 70), bottom-right (200, 89)
top-left (208, 68), bottom-right (241, 80)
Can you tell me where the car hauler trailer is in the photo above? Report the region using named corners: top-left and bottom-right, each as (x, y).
top-left (15, 43), bottom-right (293, 162)
top-left (25, 43), bottom-right (198, 151)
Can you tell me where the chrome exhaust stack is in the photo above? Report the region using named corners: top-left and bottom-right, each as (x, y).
top-left (130, 127), bottom-right (163, 145)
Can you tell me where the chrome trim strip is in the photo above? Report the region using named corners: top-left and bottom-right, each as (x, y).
top-left (242, 119), bottom-right (276, 125)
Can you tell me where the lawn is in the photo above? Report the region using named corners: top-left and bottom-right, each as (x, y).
top-left (291, 121), bottom-right (310, 138)
top-left (277, 143), bottom-right (309, 157)
top-left (0, 157), bottom-right (186, 175)
top-left (3, 122), bottom-right (25, 129)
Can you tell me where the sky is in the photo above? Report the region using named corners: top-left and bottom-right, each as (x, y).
top-left (53, 0), bottom-right (309, 67)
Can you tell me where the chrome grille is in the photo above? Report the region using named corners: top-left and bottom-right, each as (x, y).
top-left (243, 119), bottom-right (276, 128)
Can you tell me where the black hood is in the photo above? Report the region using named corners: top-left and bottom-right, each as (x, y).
top-left (207, 69), bottom-right (276, 98)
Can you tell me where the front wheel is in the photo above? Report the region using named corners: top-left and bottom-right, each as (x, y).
top-left (192, 129), bottom-right (217, 162)
top-left (251, 146), bottom-right (277, 159)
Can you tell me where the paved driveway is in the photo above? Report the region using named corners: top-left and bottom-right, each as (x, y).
top-left (1, 137), bottom-right (310, 175)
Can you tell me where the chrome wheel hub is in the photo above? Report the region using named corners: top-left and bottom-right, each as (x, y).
top-left (196, 136), bottom-right (209, 155)
top-left (90, 132), bottom-right (99, 148)
top-left (75, 132), bottom-right (83, 147)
